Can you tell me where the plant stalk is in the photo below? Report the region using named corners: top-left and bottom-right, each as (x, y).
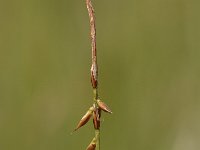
top-left (86, 0), bottom-right (100, 149)
top-left (95, 129), bottom-right (100, 150)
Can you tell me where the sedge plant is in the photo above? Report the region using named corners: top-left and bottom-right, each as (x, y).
top-left (74, 0), bottom-right (112, 150)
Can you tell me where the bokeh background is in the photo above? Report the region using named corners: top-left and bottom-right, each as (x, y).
top-left (0, 0), bottom-right (200, 150)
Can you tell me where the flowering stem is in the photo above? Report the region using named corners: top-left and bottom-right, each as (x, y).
top-left (86, 0), bottom-right (100, 149)
top-left (75, 1), bottom-right (112, 148)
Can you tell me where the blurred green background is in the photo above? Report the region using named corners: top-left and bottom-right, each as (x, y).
top-left (0, 0), bottom-right (200, 150)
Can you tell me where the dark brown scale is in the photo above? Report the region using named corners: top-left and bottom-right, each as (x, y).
top-left (92, 107), bottom-right (100, 129)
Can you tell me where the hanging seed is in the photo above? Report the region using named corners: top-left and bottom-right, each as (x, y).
top-left (97, 99), bottom-right (112, 114)
top-left (74, 107), bottom-right (94, 131)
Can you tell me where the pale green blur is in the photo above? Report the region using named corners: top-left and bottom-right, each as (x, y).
top-left (0, 0), bottom-right (200, 150)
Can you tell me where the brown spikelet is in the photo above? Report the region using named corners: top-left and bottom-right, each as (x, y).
top-left (87, 138), bottom-right (96, 150)
top-left (74, 107), bottom-right (94, 131)
top-left (97, 99), bottom-right (112, 114)
top-left (93, 107), bottom-right (101, 129)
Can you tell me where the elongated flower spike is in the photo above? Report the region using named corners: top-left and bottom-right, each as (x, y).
top-left (97, 99), bottom-right (112, 114)
top-left (74, 107), bottom-right (94, 131)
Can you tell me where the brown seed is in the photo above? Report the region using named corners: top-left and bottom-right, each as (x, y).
top-left (97, 99), bottom-right (112, 114)
top-left (74, 107), bottom-right (94, 131)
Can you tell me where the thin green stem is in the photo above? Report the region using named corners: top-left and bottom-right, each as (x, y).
top-left (93, 88), bottom-right (98, 102)
top-left (95, 129), bottom-right (100, 150)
